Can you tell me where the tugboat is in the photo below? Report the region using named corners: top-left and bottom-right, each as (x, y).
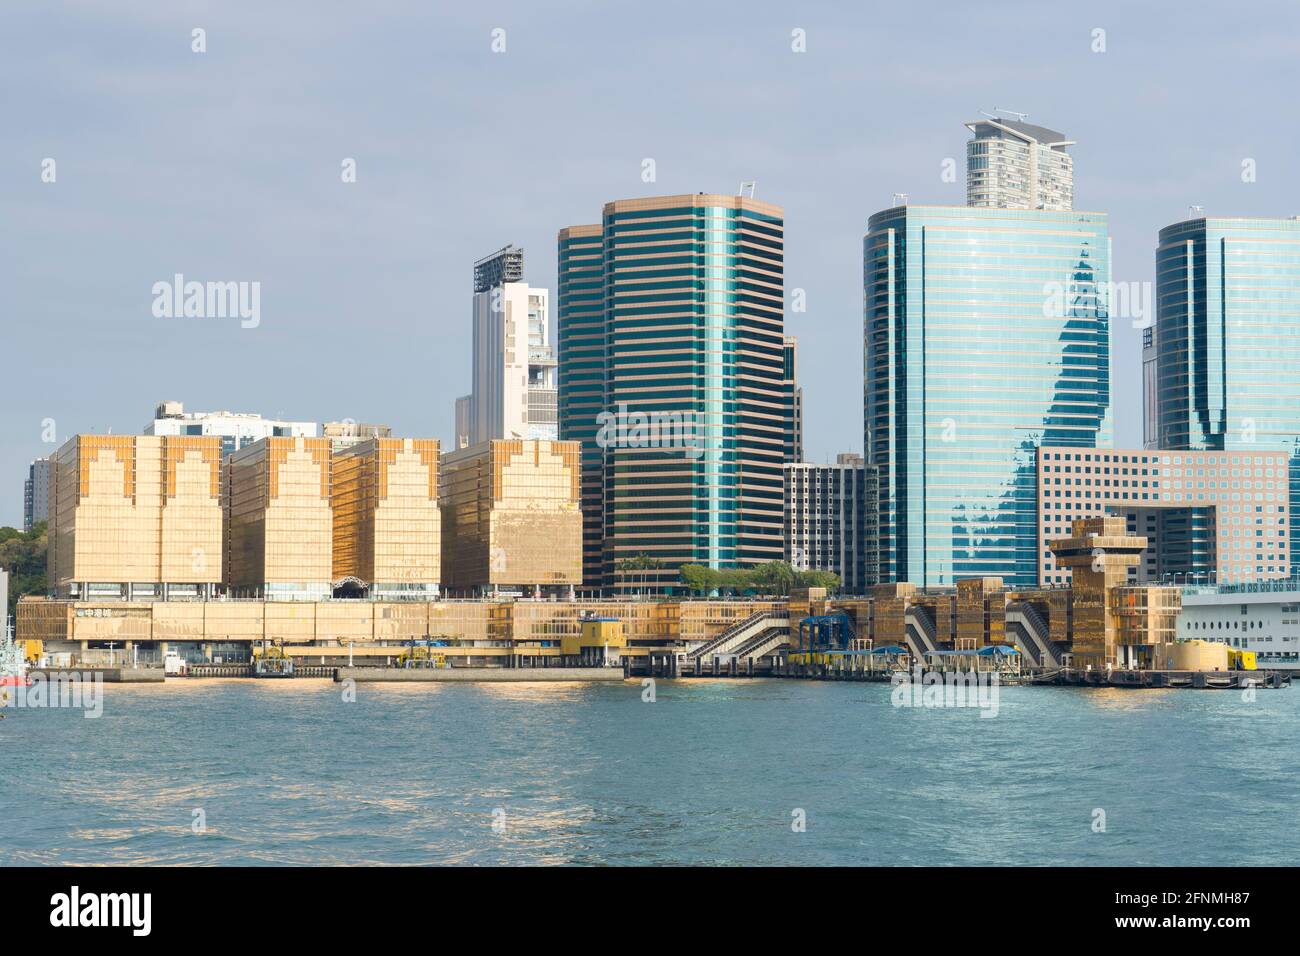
top-left (252, 639), bottom-right (295, 678)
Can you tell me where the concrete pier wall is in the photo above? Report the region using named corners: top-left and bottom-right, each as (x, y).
top-left (336, 666), bottom-right (626, 683)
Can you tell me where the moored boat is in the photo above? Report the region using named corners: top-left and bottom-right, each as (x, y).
top-left (0, 626), bottom-right (31, 688)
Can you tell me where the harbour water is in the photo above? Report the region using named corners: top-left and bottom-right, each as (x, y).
top-left (1, 678), bottom-right (1296, 866)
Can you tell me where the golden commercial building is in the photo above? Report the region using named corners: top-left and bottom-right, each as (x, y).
top-left (225, 436), bottom-right (333, 600)
top-left (48, 435), bottom-right (223, 599)
top-left (332, 437), bottom-right (441, 598)
top-left (1049, 515), bottom-right (1153, 668)
top-left (440, 439), bottom-right (582, 592)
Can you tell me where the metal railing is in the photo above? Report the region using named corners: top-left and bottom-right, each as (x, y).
top-left (730, 627), bottom-right (789, 661)
top-left (688, 611), bottom-right (788, 660)
top-left (904, 607), bottom-right (939, 654)
top-left (1006, 601), bottom-right (1059, 669)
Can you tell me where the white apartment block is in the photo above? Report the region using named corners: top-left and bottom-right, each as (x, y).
top-left (965, 115), bottom-right (1074, 211)
top-left (145, 400), bottom-right (317, 457)
top-left (459, 246), bottom-right (558, 445)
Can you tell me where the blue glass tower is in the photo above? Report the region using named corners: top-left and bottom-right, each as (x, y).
top-left (1153, 216), bottom-right (1300, 575)
top-left (864, 205), bottom-right (1112, 587)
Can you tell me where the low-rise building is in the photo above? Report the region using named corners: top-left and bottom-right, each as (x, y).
top-left (1176, 580), bottom-right (1300, 671)
top-left (146, 400), bottom-right (316, 457)
top-left (1037, 446), bottom-right (1290, 586)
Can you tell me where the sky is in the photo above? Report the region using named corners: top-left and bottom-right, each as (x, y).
top-left (3, 0), bottom-right (1300, 527)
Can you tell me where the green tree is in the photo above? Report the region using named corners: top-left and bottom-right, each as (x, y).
top-left (679, 563), bottom-right (717, 594)
top-left (796, 569), bottom-right (841, 592)
top-left (0, 521), bottom-right (48, 622)
top-left (751, 560), bottom-right (796, 596)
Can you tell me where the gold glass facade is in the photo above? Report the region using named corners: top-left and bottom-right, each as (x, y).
top-left (332, 438), bottom-right (440, 597)
top-left (225, 436), bottom-right (333, 599)
top-left (1113, 586), bottom-right (1182, 660)
top-left (512, 601), bottom-right (678, 648)
top-left (1048, 516), bottom-right (1148, 667)
top-left (440, 439), bottom-right (582, 590)
top-left (48, 435), bottom-right (223, 597)
top-left (955, 578), bottom-right (1007, 649)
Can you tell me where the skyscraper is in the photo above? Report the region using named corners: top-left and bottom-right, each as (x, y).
top-left (783, 335), bottom-right (803, 463)
top-left (965, 115), bottom-right (1074, 211)
top-left (556, 224), bottom-right (605, 584)
top-left (865, 205), bottom-right (1111, 587)
top-left (1142, 325), bottom-right (1159, 449)
top-left (23, 457), bottom-right (50, 531)
top-left (558, 193), bottom-right (790, 590)
top-left (459, 246), bottom-right (557, 445)
top-left (472, 243), bottom-right (524, 293)
top-left (785, 453), bottom-right (879, 592)
top-left (1150, 215), bottom-right (1300, 570)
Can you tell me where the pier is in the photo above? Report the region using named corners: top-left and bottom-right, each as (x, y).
top-left (1027, 667), bottom-right (1291, 690)
top-left (28, 666), bottom-right (163, 683)
top-left (337, 666), bottom-right (625, 683)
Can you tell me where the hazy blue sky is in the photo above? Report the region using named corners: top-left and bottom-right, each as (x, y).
top-left (4, 0), bottom-right (1299, 526)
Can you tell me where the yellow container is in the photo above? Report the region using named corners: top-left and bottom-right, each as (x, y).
top-left (1228, 648), bottom-right (1257, 671)
top-left (20, 640), bottom-right (43, 663)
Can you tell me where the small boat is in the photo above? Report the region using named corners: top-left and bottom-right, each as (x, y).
top-left (0, 626), bottom-right (31, 688)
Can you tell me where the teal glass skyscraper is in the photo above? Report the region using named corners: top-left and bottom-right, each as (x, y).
top-left (559, 194), bottom-right (790, 591)
top-left (865, 205), bottom-right (1112, 587)
top-left (557, 223), bottom-right (606, 585)
top-left (1152, 216), bottom-right (1300, 574)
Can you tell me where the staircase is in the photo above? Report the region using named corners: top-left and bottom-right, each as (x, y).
top-left (730, 627), bottom-right (790, 662)
top-left (1006, 601), bottom-right (1062, 669)
top-left (904, 606), bottom-right (940, 658)
top-left (688, 611), bottom-right (789, 661)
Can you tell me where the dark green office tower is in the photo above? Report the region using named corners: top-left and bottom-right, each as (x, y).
top-left (558, 194), bottom-right (789, 592)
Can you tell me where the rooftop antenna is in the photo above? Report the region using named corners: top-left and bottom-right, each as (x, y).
top-left (1189, 204), bottom-right (1205, 217)
top-left (993, 107), bottom-right (1029, 122)
top-left (891, 192), bottom-right (909, 206)
top-left (739, 181), bottom-right (757, 199)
